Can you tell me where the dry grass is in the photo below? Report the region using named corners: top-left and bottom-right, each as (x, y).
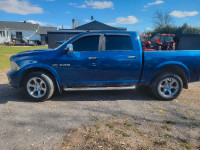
top-left (178, 84), bottom-right (200, 106)
top-left (55, 117), bottom-right (200, 150)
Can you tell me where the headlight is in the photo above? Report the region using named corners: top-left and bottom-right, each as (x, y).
top-left (10, 61), bottom-right (20, 71)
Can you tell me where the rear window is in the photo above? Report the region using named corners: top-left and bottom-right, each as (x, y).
top-left (105, 35), bottom-right (132, 51)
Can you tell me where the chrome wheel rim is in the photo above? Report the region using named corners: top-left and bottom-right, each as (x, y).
top-left (158, 77), bottom-right (179, 98)
top-left (27, 77), bottom-right (47, 98)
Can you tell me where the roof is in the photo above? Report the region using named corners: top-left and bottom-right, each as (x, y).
top-left (49, 30), bottom-right (86, 33)
top-left (48, 30), bottom-right (86, 34)
top-left (48, 31), bottom-right (134, 36)
top-left (0, 21), bottom-right (39, 31)
top-left (73, 31), bottom-right (136, 37)
top-left (75, 20), bottom-right (127, 31)
top-left (37, 26), bottom-right (57, 34)
top-left (0, 21), bottom-right (57, 34)
top-left (140, 35), bottom-right (150, 37)
top-left (159, 34), bottom-right (175, 37)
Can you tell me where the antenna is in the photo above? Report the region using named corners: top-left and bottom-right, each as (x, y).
top-left (91, 16), bottom-right (94, 21)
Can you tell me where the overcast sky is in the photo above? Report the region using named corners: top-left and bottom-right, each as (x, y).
top-left (0, 0), bottom-right (199, 32)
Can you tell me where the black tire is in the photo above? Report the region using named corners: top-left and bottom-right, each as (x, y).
top-left (151, 73), bottom-right (183, 101)
top-left (23, 72), bottom-right (55, 101)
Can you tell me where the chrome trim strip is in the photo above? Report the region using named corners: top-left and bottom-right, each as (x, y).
top-left (63, 86), bottom-right (136, 91)
top-left (88, 57), bottom-right (98, 60)
top-left (127, 56), bottom-right (136, 59)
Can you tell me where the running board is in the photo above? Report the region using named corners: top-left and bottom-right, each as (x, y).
top-left (63, 86), bottom-right (136, 91)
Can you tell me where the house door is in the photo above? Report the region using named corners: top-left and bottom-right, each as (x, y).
top-left (16, 32), bottom-right (22, 40)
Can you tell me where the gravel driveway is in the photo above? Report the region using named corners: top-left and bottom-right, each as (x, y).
top-left (0, 72), bottom-right (199, 150)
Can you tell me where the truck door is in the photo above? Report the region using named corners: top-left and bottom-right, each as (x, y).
top-left (100, 33), bottom-right (142, 86)
top-left (58, 34), bottom-right (102, 87)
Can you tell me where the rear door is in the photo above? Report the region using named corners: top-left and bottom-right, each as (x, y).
top-left (100, 33), bottom-right (142, 86)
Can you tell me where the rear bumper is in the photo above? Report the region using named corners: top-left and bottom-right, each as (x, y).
top-left (7, 71), bottom-right (20, 88)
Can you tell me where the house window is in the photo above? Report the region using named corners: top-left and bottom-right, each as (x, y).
top-left (0, 31), bottom-right (5, 37)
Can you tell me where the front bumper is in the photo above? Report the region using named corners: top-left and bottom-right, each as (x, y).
top-left (7, 71), bottom-right (20, 88)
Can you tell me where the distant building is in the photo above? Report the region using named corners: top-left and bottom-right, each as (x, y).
top-left (0, 21), bottom-right (57, 45)
top-left (48, 20), bottom-right (127, 49)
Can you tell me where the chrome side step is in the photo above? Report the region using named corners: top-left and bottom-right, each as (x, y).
top-left (63, 86), bottom-right (136, 91)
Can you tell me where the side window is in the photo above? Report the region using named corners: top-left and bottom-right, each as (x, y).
top-left (105, 35), bottom-right (132, 51)
top-left (73, 35), bottom-right (100, 52)
top-left (0, 31), bottom-right (5, 37)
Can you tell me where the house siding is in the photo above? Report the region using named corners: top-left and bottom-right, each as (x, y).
top-left (0, 21), bottom-right (56, 45)
top-left (0, 30), bottom-right (8, 44)
top-left (0, 30), bottom-right (41, 44)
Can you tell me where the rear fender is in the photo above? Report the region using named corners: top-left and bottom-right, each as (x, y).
top-left (147, 61), bottom-right (190, 85)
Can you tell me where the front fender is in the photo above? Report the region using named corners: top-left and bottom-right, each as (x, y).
top-left (19, 63), bottom-right (62, 87)
top-left (147, 61), bottom-right (190, 84)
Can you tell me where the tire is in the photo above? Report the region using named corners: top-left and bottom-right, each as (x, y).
top-left (23, 72), bottom-right (55, 101)
top-left (151, 73), bottom-right (183, 101)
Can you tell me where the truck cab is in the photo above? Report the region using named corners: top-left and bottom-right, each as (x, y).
top-left (58, 32), bottom-right (142, 88)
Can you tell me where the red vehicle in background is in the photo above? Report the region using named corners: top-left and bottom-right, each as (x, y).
top-left (140, 35), bottom-right (154, 51)
top-left (151, 34), bottom-right (175, 50)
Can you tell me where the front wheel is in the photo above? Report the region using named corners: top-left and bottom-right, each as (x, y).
top-left (23, 72), bottom-right (55, 101)
top-left (151, 73), bottom-right (183, 101)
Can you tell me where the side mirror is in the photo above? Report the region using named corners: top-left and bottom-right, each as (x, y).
top-left (62, 44), bottom-right (73, 53)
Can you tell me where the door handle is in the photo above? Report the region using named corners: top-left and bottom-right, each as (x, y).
top-left (88, 57), bottom-right (98, 60)
top-left (127, 56), bottom-right (136, 59)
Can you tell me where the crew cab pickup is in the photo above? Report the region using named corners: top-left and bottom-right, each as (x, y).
top-left (7, 31), bottom-right (200, 101)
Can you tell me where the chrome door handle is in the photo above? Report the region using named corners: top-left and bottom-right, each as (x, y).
top-left (88, 57), bottom-right (98, 60)
top-left (127, 56), bottom-right (136, 59)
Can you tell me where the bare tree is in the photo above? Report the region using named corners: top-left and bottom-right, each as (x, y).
top-left (153, 11), bottom-right (174, 28)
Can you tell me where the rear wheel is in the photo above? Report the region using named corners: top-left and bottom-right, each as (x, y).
top-left (151, 73), bottom-right (183, 101)
top-left (23, 72), bottom-right (55, 101)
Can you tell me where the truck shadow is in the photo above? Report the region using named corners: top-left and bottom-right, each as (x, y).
top-left (0, 83), bottom-right (158, 104)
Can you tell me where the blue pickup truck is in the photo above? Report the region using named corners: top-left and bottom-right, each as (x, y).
top-left (7, 31), bottom-right (200, 101)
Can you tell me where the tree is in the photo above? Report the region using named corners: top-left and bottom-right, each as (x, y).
top-left (143, 23), bottom-right (200, 37)
top-left (153, 11), bottom-right (174, 28)
top-left (143, 11), bottom-right (200, 36)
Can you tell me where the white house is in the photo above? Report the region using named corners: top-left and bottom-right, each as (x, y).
top-left (0, 21), bottom-right (57, 45)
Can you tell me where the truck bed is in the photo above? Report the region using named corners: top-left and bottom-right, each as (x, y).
top-left (141, 50), bottom-right (200, 84)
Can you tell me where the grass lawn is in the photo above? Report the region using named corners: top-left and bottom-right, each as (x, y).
top-left (0, 45), bottom-right (48, 70)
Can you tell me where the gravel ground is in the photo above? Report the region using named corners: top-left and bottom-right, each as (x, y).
top-left (0, 72), bottom-right (199, 150)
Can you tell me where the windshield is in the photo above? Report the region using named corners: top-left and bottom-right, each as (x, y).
top-left (54, 34), bottom-right (83, 50)
top-left (54, 38), bottom-right (73, 50)
top-left (140, 37), bottom-right (149, 41)
top-left (160, 36), bottom-right (174, 43)
top-left (54, 41), bottom-right (68, 50)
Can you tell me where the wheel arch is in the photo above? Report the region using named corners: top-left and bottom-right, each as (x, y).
top-left (19, 66), bottom-right (62, 93)
top-left (150, 63), bottom-right (190, 89)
